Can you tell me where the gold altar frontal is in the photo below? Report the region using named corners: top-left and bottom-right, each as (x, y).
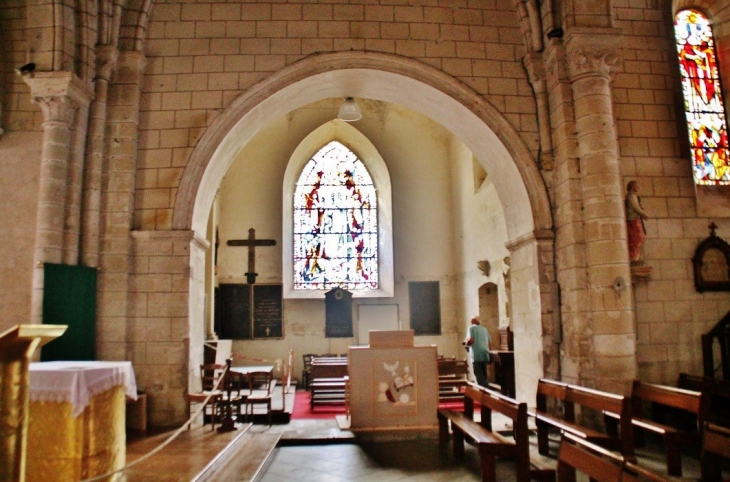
top-left (26, 385), bottom-right (126, 482)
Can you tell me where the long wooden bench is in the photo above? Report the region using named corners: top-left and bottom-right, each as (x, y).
top-left (528, 378), bottom-right (635, 462)
top-left (604, 380), bottom-right (708, 476)
top-left (557, 432), bottom-right (670, 482)
top-left (438, 383), bottom-right (555, 482)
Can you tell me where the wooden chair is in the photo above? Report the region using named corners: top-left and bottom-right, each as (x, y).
top-left (187, 364), bottom-right (225, 430)
top-left (302, 354), bottom-right (315, 389)
top-left (244, 370), bottom-right (275, 425)
top-left (217, 370), bottom-right (245, 423)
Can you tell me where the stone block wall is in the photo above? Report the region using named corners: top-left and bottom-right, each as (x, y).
top-left (134, 0), bottom-right (539, 229)
top-left (613, 2), bottom-right (730, 384)
top-left (130, 230), bottom-right (196, 425)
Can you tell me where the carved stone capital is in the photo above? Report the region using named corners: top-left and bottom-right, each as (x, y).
top-left (567, 48), bottom-right (620, 80)
top-left (35, 96), bottom-right (79, 125)
top-left (564, 27), bottom-right (622, 80)
top-left (95, 45), bottom-right (120, 82)
top-left (23, 71), bottom-right (94, 123)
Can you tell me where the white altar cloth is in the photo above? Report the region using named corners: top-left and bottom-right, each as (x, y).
top-left (29, 361), bottom-right (137, 417)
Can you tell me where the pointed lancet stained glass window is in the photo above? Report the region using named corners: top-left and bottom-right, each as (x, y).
top-left (293, 141), bottom-right (378, 290)
top-left (675, 10), bottom-right (730, 185)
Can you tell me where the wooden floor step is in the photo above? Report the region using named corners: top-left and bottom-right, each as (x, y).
top-left (124, 424), bottom-right (252, 482)
top-left (195, 431), bottom-right (282, 482)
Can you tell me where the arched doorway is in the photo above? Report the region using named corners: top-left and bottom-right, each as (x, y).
top-left (173, 52), bottom-right (554, 402)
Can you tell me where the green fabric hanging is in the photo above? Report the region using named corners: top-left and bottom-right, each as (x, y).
top-left (41, 263), bottom-right (97, 361)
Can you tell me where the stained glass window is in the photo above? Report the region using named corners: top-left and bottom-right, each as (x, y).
top-left (675, 10), bottom-right (730, 185)
top-left (293, 141), bottom-right (378, 290)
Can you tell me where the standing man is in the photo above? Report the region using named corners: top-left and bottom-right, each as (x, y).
top-left (464, 316), bottom-right (491, 388)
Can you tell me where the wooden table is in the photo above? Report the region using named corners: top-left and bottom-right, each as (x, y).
top-left (231, 365), bottom-right (274, 375)
top-left (26, 361), bottom-right (137, 482)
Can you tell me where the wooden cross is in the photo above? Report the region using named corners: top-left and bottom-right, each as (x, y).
top-left (226, 228), bottom-right (277, 284)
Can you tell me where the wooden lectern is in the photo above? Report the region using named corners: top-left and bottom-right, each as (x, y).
top-left (349, 330), bottom-right (438, 431)
top-left (0, 324), bottom-right (67, 482)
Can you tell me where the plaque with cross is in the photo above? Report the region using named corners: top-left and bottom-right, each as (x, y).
top-left (226, 228), bottom-right (277, 284)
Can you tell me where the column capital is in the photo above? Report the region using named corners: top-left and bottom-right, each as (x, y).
top-left (23, 72), bottom-right (94, 123)
top-left (95, 45), bottom-right (120, 82)
top-left (564, 27), bottom-right (623, 80)
top-left (117, 50), bottom-right (147, 73)
top-left (23, 71), bottom-right (94, 108)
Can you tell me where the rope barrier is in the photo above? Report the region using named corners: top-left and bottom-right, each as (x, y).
top-left (79, 347), bottom-right (296, 482)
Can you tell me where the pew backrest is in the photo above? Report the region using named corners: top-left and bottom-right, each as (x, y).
top-left (631, 380), bottom-right (707, 428)
top-left (310, 362), bottom-right (348, 379)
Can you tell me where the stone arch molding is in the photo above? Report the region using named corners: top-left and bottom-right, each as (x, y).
top-left (173, 51), bottom-right (553, 242)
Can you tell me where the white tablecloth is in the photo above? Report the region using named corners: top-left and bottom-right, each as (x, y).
top-left (29, 361), bottom-right (137, 417)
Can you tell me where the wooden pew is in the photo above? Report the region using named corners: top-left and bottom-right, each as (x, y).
top-left (438, 383), bottom-right (555, 482)
top-left (604, 380), bottom-right (708, 476)
top-left (309, 357), bottom-right (348, 410)
top-left (529, 379), bottom-right (635, 462)
top-left (557, 433), bottom-right (670, 482)
top-left (701, 422), bottom-right (730, 482)
top-left (438, 359), bottom-right (469, 401)
top-left (678, 373), bottom-right (730, 428)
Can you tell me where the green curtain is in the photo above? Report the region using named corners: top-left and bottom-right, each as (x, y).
top-left (41, 263), bottom-right (97, 361)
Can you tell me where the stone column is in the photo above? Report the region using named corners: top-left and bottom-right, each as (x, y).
top-left (564, 29), bottom-right (636, 393)
top-left (81, 45), bottom-right (119, 267)
top-left (96, 50), bottom-right (145, 361)
top-left (23, 72), bottom-right (93, 323)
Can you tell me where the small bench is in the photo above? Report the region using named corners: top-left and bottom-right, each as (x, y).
top-left (438, 383), bottom-right (555, 482)
top-left (528, 379), bottom-right (635, 462)
top-left (604, 380), bottom-right (708, 476)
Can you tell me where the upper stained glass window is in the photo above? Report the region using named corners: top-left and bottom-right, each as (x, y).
top-left (675, 10), bottom-right (730, 185)
top-left (293, 141), bottom-right (378, 291)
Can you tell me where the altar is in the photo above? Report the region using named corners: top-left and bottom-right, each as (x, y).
top-left (26, 361), bottom-right (137, 482)
top-left (348, 330), bottom-right (438, 431)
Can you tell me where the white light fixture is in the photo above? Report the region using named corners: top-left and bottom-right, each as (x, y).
top-left (337, 97), bottom-right (362, 122)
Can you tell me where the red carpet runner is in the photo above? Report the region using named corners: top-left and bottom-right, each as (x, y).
top-left (290, 390), bottom-right (468, 420)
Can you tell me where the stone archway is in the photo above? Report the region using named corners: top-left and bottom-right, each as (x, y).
top-left (174, 51), bottom-right (555, 402)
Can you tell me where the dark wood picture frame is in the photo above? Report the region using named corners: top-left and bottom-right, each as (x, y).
top-left (692, 223), bottom-right (730, 292)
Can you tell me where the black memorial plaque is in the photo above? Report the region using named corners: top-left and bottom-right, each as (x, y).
top-left (325, 288), bottom-right (353, 337)
top-left (253, 284), bottom-right (283, 338)
top-left (409, 281), bottom-right (441, 335)
top-left (217, 283), bottom-right (252, 340)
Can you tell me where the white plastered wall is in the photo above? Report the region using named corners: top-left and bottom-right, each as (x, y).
top-left (215, 100), bottom-right (510, 380)
top-left (448, 137), bottom-right (511, 379)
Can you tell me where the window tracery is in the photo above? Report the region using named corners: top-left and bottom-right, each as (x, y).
top-left (293, 141), bottom-right (378, 290)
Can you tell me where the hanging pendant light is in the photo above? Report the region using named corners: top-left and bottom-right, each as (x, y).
top-left (337, 97), bottom-right (362, 122)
